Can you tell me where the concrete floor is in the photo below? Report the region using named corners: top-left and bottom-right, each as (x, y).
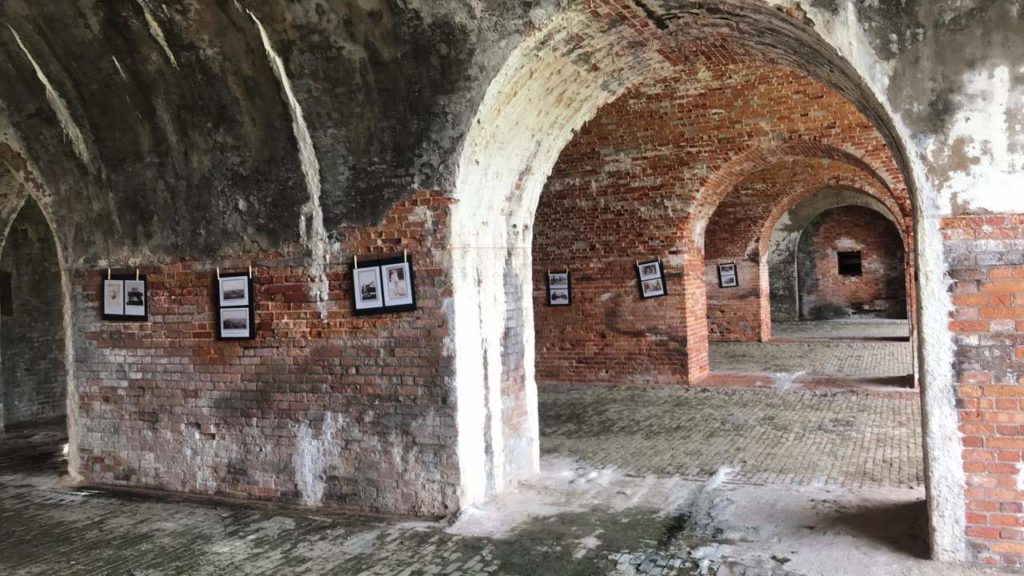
top-left (0, 384), bottom-right (1001, 575)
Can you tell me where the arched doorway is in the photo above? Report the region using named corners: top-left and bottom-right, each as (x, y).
top-left (450, 0), bottom-right (962, 563)
top-left (0, 197), bottom-right (68, 475)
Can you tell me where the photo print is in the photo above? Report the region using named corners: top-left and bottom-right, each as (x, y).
top-left (219, 307), bottom-right (252, 339)
top-left (352, 255), bottom-right (417, 316)
top-left (717, 262), bottom-right (739, 288)
top-left (124, 279), bottom-right (147, 317)
top-left (354, 267), bottom-right (383, 311)
top-left (219, 276), bottom-right (250, 307)
top-left (636, 259), bottom-right (667, 299)
top-left (103, 279), bottom-right (124, 316)
top-left (546, 271), bottom-right (571, 306)
top-left (638, 261), bottom-right (662, 281)
top-left (382, 262), bottom-right (414, 307)
top-left (101, 273), bottom-right (149, 321)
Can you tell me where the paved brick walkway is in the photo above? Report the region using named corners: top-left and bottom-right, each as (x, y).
top-left (710, 341), bottom-right (913, 378)
top-left (772, 319), bottom-right (911, 341)
top-left (540, 385), bottom-right (924, 488)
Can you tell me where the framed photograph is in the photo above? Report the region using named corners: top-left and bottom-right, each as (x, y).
top-left (124, 279), bottom-right (147, 318)
top-left (546, 271), bottom-right (571, 306)
top-left (382, 262), bottom-right (415, 307)
top-left (219, 275), bottom-right (250, 307)
top-left (636, 259), bottom-right (667, 299)
top-left (101, 273), bottom-right (149, 321)
top-left (354, 266), bottom-right (384, 311)
top-left (218, 307), bottom-right (253, 339)
top-left (352, 255), bottom-right (417, 316)
top-left (717, 262), bottom-right (739, 288)
top-left (638, 261), bottom-right (662, 281)
top-left (214, 272), bottom-right (255, 340)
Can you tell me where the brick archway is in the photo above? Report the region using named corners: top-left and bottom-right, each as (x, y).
top-left (450, 1), bottom-right (963, 561)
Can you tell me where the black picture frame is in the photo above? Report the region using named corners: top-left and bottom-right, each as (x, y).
top-left (101, 273), bottom-right (149, 321)
top-left (546, 271), bottom-right (571, 306)
top-left (352, 255), bottom-right (417, 316)
top-left (717, 262), bottom-right (739, 288)
top-left (636, 259), bottom-right (667, 299)
top-left (215, 273), bottom-right (256, 340)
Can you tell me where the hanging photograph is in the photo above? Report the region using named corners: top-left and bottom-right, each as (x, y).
top-left (717, 262), bottom-right (739, 288)
top-left (124, 279), bottom-right (147, 317)
top-left (101, 273), bottom-right (149, 321)
top-left (354, 267), bottom-right (384, 311)
top-left (352, 255), bottom-right (417, 316)
top-left (219, 275), bottom-right (250, 307)
top-left (638, 261), bottom-right (662, 281)
top-left (382, 262), bottom-right (415, 307)
top-left (103, 279), bottom-right (124, 317)
top-left (219, 307), bottom-right (253, 339)
top-left (636, 259), bottom-right (667, 299)
top-left (546, 271), bottom-right (571, 306)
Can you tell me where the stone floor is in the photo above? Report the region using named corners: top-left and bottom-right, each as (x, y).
top-left (710, 320), bottom-right (914, 379)
top-left (0, 387), bottom-right (995, 576)
top-left (539, 384), bottom-right (923, 488)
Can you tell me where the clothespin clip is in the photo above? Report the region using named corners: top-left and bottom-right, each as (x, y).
top-left (135, 268), bottom-right (139, 281)
top-left (248, 265), bottom-right (253, 279)
top-left (216, 267), bottom-right (221, 280)
top-left (354, 255), bottom-right (358, 268)
top-left (404, 249), bottom-right (407, 263)
top-left (107, 268), bottom-right (111, 280)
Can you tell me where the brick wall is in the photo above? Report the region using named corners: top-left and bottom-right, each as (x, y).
top-left (944, 215), bottom-right (1024, 567)
top-left (72, 192), bottom-right (460, 516)
top-left (704, 160), bottom-right (908, 341)
top-left (798, 206), bottom-right (906, 319)
top-left (0, 199), bottom-right (67, 427)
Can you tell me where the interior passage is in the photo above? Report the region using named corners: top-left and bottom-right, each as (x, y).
top-left (540, 384), bottom-right (923, 488)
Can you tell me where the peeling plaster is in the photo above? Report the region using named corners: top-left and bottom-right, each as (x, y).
top-left (247, 9), bottom-right (331, 319)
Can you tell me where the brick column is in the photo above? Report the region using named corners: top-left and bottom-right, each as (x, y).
top-left (943, 215), bottom-right (1024, 567)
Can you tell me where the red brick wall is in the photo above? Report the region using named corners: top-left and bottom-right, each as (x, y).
top-left (703, 158), bottom-right (905, 341)
top-left (72, 192), bottom-right (460, 516)
top-left (533, 57), bottom-right (909, 383)
top-left (798, 206), bottom-right (906, 319)
top-left (945, 215), bottom-right (1024, 567)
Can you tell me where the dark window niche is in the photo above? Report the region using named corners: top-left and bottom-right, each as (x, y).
top-left (837, 251), bottom-right (863, 277)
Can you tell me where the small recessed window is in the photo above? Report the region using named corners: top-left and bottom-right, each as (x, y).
top-left (837, 251), bottom-right (863, 277)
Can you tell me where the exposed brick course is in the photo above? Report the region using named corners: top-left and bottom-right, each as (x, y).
top-left (943, 214), bottom-right (1024, 567)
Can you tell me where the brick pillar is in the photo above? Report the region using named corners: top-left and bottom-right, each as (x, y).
top-left (683, 246), bottom-right (710, 383)
top-left (943, 215), bottom-right (1024, 567)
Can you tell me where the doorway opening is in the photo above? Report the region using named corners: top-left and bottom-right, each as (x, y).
top-left (0, 197), bottom-right (68, 477)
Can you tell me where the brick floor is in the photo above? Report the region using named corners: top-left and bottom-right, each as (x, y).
top-left (710, 319), bottom-right (914, 379)
top-left (772, 319), bottom-right (911, 341)
top-left (539, 384), bottom-right (924, 488)
top-left (0, 390), bottom-right (985, 576)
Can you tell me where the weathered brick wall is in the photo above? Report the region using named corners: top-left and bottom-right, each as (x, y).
top-left (798, 206), bottom-right (906, 319)
top-left (533, 58), bottom-right (909, 383)
top-left (73, 192), bottom-right (460, 516)
top-left (945, 215), bottom-right (1024, 567)
top-left (704, 159), bottom-right (904, 341)
top-left (0, 200), bottom-right (66, 427)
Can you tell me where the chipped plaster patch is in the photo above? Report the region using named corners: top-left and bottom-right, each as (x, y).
top-left (925, 65), bottom-right (1024, 214)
